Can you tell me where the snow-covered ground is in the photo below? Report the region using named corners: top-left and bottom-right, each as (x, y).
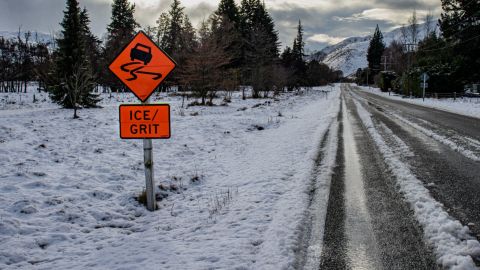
top-left (356, 85), bottom-right (480, 119)
top-left (0, 86), bottom-right (341, 269)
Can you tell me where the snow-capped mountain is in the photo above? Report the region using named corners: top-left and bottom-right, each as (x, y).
top-left (310, 23), bottom-right (429, 77)
top-left (0, 30), bottom-right (55, 45)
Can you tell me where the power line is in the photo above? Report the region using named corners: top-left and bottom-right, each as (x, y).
top-left (436, 0), bottom-right (479, 35)
top-left (421, 32), bottom-right (480, 52)
top-left (418, 22), bottom-right (477, 51)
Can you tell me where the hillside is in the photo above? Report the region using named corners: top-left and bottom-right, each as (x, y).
top-left (310, 24), bottom-right (428, 77)
top-left (0, 30), bottom-right (55, 45)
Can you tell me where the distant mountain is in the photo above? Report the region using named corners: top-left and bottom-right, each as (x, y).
top-left (309, 23), bottom-right (429, 77)
top-left (0, 30), bottom-right (55, 45)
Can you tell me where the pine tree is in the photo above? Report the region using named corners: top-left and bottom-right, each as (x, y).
top-left (104, 0), bottom-right (138, 92)
top-left (440, 0), bottom-right (480, 83)
top-left (367, 25), bottom-right (385, 72)
top-left (281, 46), bottom-right (295, 91)
top-left (416, 33), bottom-right (461, 93)
top-left (292, 20), bottom-right (307, 88)
top-left (213, 0), bottom-right (243, 70)
top-left (252, 1), bottom-right (279, 60)
top-left (80, 8), bottom-right (100, 75)
top-left (239, 0), bottom-right (279, 91)
top-left (155, 13), bottom-right (170, 46)
top-left (106, 0), bottom-right (137, 47)
top-left (162, 0), bottom-right (185, 55)
top-left (216, 0), bottom-right (240, 26)
top-left (48, 0), bottom-right (99, 114)
top-left (154, 1), bottom-right (196, 91)
top-left (79, 8), bottom-right (101, 106)
top-left (55, 0), bottom-right (83, 87)
top-left (293, 20), bottom-right (305, 60)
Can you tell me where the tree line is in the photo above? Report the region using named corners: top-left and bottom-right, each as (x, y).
top-left (2, 0), bottom-right (343, 115)
top-left (359, 0), bottom-right (479, 96)
top-left (0, 31), bottom-right (51, 93)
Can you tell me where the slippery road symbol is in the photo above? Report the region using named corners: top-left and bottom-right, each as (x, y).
top-left (108, 31), bottom-right (176, 102)
top-left (120, 43), bottom-right (163, 81)
top-left (120, 62), bottom-right (163, 81)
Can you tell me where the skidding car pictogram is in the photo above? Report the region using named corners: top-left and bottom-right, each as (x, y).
top-left (130, 43), bottom-right (152, 65)
top-left (108, 31), bottom-right (176, 102)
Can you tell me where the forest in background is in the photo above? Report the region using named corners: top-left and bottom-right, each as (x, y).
top-left (0, 0), bottom-right (343, 112)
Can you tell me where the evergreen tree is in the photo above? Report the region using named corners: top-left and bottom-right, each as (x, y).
top-left (48, 0), bottom-right (99, 114)
top-left (54, 0), bottom-right (83, 87)
top-left (440, 0), bottom-right (480, 83)
top-left (367, 25), bottom-right (385, 72)
top-left (154, 13), bottom-right (170, 46)
top-left (416, 33), bottom-right (462, 93)
top-left (293, 20), bottom-right (305, 60)
top-left (212, 0), bottom-right (243, 70)
top-left (80, 8), bottom-right (101, 84)
top-left (292, 20), bottom-right (307, 88)
top-left (306, 60), bottom-right (337, 86)
top-left (239, 0), bottom-right (279, 91)
top-left (162, 0), bottom-right (185, 55)
top-left (155, 1), bottom-right (196, 90)
top-left (252, 1), bottom-right (279, 60)
top-left (281, 46), bottom-right (296, 90)
top-left (78, 8), bottom-right (101, 107)
top-left (104, 0), bottom-right (138, 92)
top-left (216, 0), bottom-right (240, 26)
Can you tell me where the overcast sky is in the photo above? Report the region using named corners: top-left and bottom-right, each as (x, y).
top-left (0, 0), bottom-right (442, 51)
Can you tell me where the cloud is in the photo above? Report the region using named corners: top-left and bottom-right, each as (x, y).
top-left (337, 8), bottom-right (429, 25)
top-left (308, 34), bottom-right (345, 45)
top-left (130, 0), bottom-right (215, 32)
top-left (0, 0), bottom-right (442, 51)
top-left (185, 2), bottom-right (216, 28)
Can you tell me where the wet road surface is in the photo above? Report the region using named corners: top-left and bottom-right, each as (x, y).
top-left (351, 85), bottom-right (480, 239)
top-left (319, 87), bottom-right (437, 269)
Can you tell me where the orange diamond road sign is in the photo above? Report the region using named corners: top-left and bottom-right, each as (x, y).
top-left (119, 104), bottom-right (170, 139)
top-left (109, 31), bottom-right (176, 102)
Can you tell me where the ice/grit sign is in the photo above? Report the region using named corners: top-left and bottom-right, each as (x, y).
top-left (109, 31), bottom-right (176, 102)
top-left (119, 104), bottom-right (171, 139)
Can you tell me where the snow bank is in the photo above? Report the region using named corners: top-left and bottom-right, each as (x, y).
top-left (0, 87), bottom-right (340, 269)
top-left (387, 112), bottom-right (480, 162)
top-left (357, 85), bottom-right (480, 119)
top-left (353, 97), bottom-right (480, 270)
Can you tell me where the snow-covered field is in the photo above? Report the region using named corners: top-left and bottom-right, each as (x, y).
top-left (357, 85), bottom-right (480, 119)
top-left (0, 86), bottom-right (341, 269)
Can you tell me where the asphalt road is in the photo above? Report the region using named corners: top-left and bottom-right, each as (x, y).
top-left (298, 84), bottom-right (480, 269)
top-left (319, 87), bottom-right (437, 269)
top-left (350, 85), bottom-right (480, 241)
top-left (355, 89), bottom-right (480, 139)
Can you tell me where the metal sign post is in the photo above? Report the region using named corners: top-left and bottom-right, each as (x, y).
top-left (143, 99), bottom-right (155, 211)
top-left (422, 73), bottom-right (429, 102)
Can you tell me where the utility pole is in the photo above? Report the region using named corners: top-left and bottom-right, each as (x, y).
top-left (382, 55), bottom-right (388, 71)
top-left (381, 55), bottom-right (394, 95)
top-left (403, 43), bottom-right (417, 97)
